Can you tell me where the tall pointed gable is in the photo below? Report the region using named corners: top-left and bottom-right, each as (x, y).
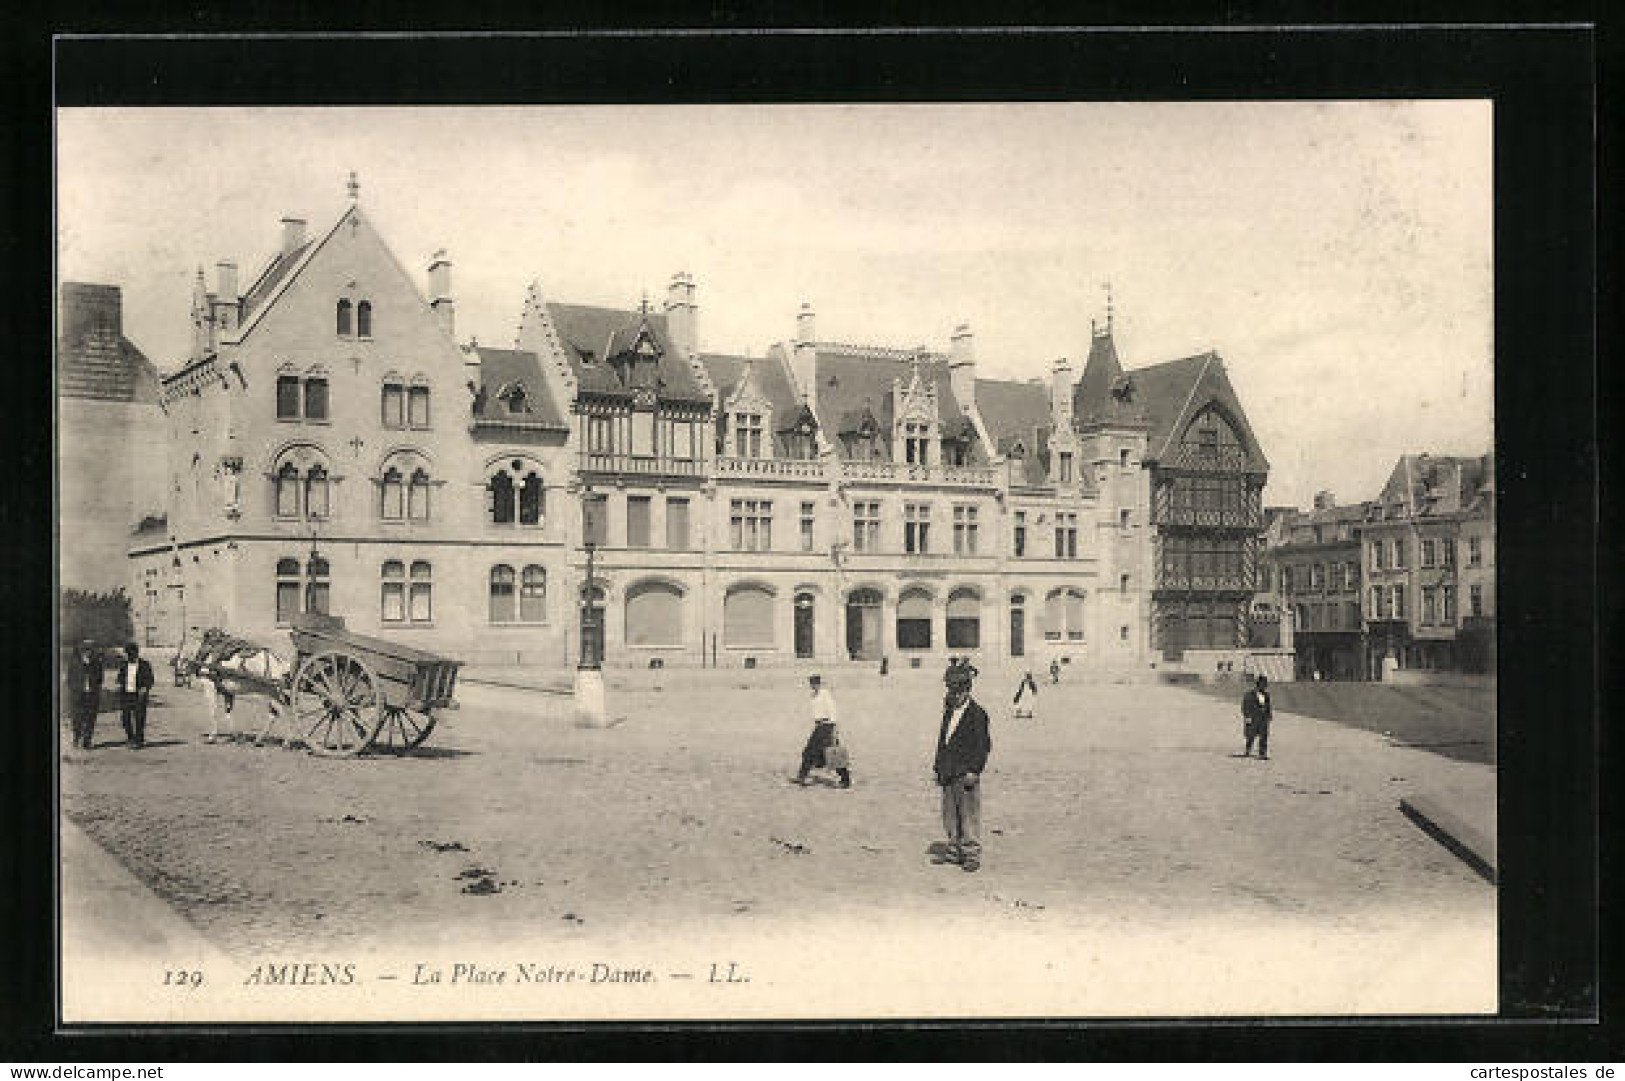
top-left (222, 197), bottom-right (461, 362)
top-left (1133, 350), bottom-right (1270, 473)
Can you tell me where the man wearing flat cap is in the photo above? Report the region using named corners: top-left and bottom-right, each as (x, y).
top-left (933, 656), bottom-right (992, 872)
top-left (68, 639), bottom-right (104, 750)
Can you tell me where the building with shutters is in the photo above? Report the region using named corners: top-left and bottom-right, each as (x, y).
top-left (118, 178), bottom-right (1275, 672)
top-left (1268, 493), bottom-right (1370, 681)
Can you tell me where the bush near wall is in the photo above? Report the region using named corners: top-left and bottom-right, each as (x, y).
top-left (60, 588), bottom-right (135, 669)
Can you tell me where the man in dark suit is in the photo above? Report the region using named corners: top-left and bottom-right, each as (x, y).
top-left (117, 642), bottom-right (156, 749)
top-left (67, 639), bottom-right (104, 750)
top-left (933, 657), bottom-right (992, 872)
top-left (1242, 674), bottom-right (1273, 760)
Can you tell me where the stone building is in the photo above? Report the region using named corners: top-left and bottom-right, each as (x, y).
top-left (1270, 492), bottom-right (1370, 681)
top-left (57, 282), bottom-right (166, 594)
top-left (129, 182), bottom-right (575, 660)
top-left (123, 178), bottom-right (1274, 673)
top-left (1359, 452), bottom-right (1496, 676)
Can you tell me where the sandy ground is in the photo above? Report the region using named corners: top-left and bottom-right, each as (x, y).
top-left (60, 668), bottom-right (1495, 1022)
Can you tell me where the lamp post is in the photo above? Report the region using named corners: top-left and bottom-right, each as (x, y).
top-left (574, 487), bottom-right (607, 727)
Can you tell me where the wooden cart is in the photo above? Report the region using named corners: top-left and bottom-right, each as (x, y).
top-left (287, 615), bottom-right (462, 757)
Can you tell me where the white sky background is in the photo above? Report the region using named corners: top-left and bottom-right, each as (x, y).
top-left (56, 103), bottom-right (1492, 509)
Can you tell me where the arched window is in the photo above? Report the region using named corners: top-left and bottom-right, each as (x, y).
top-left (489, 565), bottom-right (516, 624)
top-left (306, 465), bottom-right (330, 519)
top-left (626, 580), bottom-right (684, 646)
top-left (897, 587), bottom-right (933, 650)
top-left (408, 469), bottom-right (431, 522)
top-left (356, 300), bottom-right (372, 338)
top-left (518, 472), bottom-right (544, 525)
top-left (487, 461), bottom-right (544, 526)
top-left (380, 560), bottom-right (406, 622)
top-left (381, 467), bottom-right (404, 520)
top-left (723, 584), bottom-right (775, 648)
top-left (946, 588), bottom-right (981, 649)
top-left (276, 462), bottom-right (301, 518)
top-left (408, 380), bottom-right (430, 428)
top-left (1119, 573), bottom-right (1131, 594)
top-left (489, 471), bottom-right (514, 524)
top-left (275, 558), bottom-right (301, 624)
top-left (305, 556), bottom-right (330, 615)
top-left (336, 299), bottom-right (353, 337)
top-left (381, 379), bottom-right (405, 428)
top-left (1044, 587), bottom-right (1086, 642)
top-left (409, 561), bottom-right (432, 623)
top-left (520, 565), bottom-right (547, 622)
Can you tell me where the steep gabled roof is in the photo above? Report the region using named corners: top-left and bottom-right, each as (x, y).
top-left (546, 302), bottom-right (709, 403)
top-left (812, 345), bottom-right (972, 459)
top-left (1074, 328), bottom-right (1143, 426)
top-left (472, 346), bottom-right (570, 430)
top-left (1131, 351), bottom-right (1270, 473)
top-left (974, 378), bottom-right (1052, 485)
top-left (1376, 453), bottom-right (1493, 518)
top-left (699, 351), bottom-right (802, 428)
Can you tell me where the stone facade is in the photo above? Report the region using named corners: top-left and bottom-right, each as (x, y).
top-left (120, 181), bottom-right (1273, 673)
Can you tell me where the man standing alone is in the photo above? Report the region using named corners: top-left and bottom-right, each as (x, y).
top-left (794, 674), bottom-right (851, 788)
top-left (933, 657), bottom-right (991, 872)
top-left (118, 642), bottom-right (155, 749)
top-left (1242, 674), bottom-right (1273, 760)
top-left (68, 639), bottom-right (104, 750)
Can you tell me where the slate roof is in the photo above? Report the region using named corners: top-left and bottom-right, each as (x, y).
top-left (546, 303), bottom-right (710, 403)
top-left (472, 346), bottom-right (570, 430)
top-left (811, 345), bottom-right (976, 460)
top-left (1129, 351), bottom-right (1270, 473)
top-left (974, 378), bottom-right (1052, 485)
top-left (1377, 453), bottom-right (1493, 518)
top-left (700, 351), bottom-right (802, 428)
top-left (58, 283), bottom-right (159, 403)
top-left (239, 241), bottom-right (313, 319)
top-left (1074, 328), bottom-right (1144, 426)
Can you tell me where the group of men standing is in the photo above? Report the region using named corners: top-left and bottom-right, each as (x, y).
top-left (66, 640), bottom-right (153, 750)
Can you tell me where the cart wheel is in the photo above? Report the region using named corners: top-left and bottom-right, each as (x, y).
top-left (291, 650), bottom-right (384, 757)
top-left (376, 705), bottom-right (437, 754)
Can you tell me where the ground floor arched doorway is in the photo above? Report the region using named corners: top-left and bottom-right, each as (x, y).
top-left (845, 588), bottom-right (883, 660)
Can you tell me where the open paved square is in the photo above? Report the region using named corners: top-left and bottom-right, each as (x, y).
top-left (61, 666), bottom-right (1494, 1021)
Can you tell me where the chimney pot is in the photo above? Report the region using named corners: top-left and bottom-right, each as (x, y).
top-left (279, 217), bottom-right (308, 256)
top-left (215, 261), bottom-right (238, 300)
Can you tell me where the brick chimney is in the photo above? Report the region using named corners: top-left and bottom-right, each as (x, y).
top-left (663, 271), bottom-right (698, 356)
top-left (791, 302), bottom-right (818, 412)
top-left (212, 261), bottom-right (240, 333)
top-left (949, 324), bottom-right (976, 409)
top-left (279, 217), bottom-right (307, 257)
top-left (1051, 357), bottom-right (1074, 429)
top-left (428, 249), bottom-right (454, 337)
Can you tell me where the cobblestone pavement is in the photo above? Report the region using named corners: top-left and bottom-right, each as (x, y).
top-left (60, 669), bottom-right (1495, 1018)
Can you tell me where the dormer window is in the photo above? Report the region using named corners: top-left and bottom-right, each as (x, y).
top-left (499, 382), bottom-right (529, 415)
top-left (904, 421), bottom-right (931, 466)
top-left (734, 412), bottom-right (764, 458)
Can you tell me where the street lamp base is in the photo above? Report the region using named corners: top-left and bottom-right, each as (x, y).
top-left (573, 666), bottom-right (607, 728)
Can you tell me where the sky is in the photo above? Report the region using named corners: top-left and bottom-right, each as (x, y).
top-left (56, 103), bottom-right (1492, 509)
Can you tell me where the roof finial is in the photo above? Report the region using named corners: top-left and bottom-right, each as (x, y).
top-left (639, 290), bottom-right (651, 317)
top-left (347, 171), bottom-right (359, 202)
top-left (1103, 279), bottom-right (1114, 334)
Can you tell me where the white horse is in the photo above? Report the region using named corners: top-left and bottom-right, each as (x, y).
top-left (192, 630), bottom-right (295, 747)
